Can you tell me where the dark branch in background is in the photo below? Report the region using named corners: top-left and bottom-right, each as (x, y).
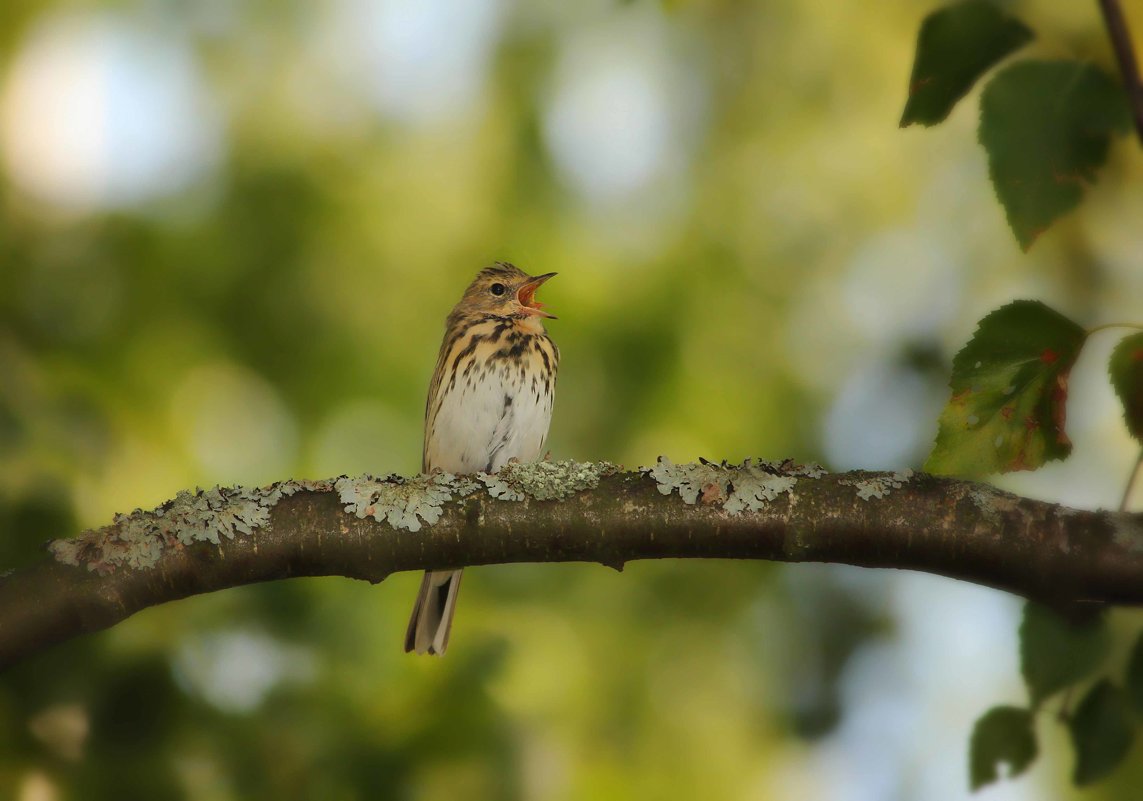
top-left (0, 461), bottom-right (1142, 671)
top-left (1098, 0), bottom-right (1143, 144)
top-left (1121, 450), bottom-right (1143, 512)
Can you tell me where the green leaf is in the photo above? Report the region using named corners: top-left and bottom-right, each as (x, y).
top-left (1127, 632), bottom-right (1143, 716)
top-left (1069, 680), bottom-right (1136, 786)
top-left (1020, 603), bottom-right (1109, 706)
top-left (969, 705), bottom-right (1038, 790)
top-left (926, 301), bottom-right (1086, 477)
top-left (1109, 332), bottom-right (1143, 444)
top-left (900, 0), bottom-right (1032, 127)
top-left (979, 61), bottom-right (1131, 250)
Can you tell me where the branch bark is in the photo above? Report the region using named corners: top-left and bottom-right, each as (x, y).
top-left (1, 461), bottom-right (1141, 670)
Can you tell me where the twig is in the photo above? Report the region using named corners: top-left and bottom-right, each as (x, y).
top-left (1097, 0), bottom-right (1143, 145)
top-left (1120, 448), bottom-right (1143, 512)
top-left (1086, 322), bottom-right (1143, 336)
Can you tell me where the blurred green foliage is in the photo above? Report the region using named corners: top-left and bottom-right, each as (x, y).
top-left (0, 0), bottom-right (1142, 799)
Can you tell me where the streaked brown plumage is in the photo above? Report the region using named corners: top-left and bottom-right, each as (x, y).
top-left (405, 263), bottom-right (559, 655)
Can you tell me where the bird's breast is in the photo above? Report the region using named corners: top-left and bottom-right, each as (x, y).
top-left (424, 323), bottom-right (558, 474)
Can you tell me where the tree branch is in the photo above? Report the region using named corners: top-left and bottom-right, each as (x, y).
top-left (1098, 0), bottom-right (1143, 145)
top-left (1, 459), bottom-right (1141, 670)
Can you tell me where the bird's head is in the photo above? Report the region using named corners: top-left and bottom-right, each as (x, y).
top-left (456, 263), bottom-right (557, 323)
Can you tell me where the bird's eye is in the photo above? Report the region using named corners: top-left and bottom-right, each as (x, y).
top-left (489, 283), bottom-right (507, 296)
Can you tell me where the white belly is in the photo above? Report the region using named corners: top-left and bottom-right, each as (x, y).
top-left (425, 359), bottom-right (554, 474)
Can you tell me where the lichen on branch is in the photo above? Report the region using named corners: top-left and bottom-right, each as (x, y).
top-left (3, 459), bottom-right (1142, 671)
top-left (841, 469), bottom-right (915, 501)
top-left (48, 479), bottom-right (333, 574)
top-left (481, 459), bottom-right (621, 501)
top-left (49, 460), bottom-right (626, 572)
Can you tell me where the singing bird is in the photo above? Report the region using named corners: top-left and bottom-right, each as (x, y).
top-left (405, 263), bottom-right (559, 655)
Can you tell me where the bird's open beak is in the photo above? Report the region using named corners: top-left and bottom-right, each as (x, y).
top-left (517, 272), bottom-right (557, 319)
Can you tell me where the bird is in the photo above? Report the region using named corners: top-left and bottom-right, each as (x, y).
top-left (405, 263), bottom-right (559, 655)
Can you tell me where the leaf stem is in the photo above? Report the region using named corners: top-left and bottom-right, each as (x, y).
top-left (1120, 448), bottom-right (1143, 513)
top-left (1097, 0), bottom-right (1143, 146)
top-left (1085, 322), bottom-right (1143, 337)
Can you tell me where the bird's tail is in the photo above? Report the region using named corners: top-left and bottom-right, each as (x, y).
top-left (404, 569), bottom-right (463, 655)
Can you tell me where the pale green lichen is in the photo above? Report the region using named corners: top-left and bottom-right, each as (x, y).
top-left (643, 457), bottom-right (802, 513)
top-left (966, 484), bottom-right (1021, 522)
top-left (479, 459), bottom-right (621, 501)
top-left (644, 457), bottom-right (725, 505)
top-left (334, 472), bottom-right (479, 532)
top-left (842, 469), bottom-right (914, 501)
top-left (167, 487), bottom-right (271, 545)
top-left (448, 474), bottom-right (483, 497)
top-left (1112, 515), bottom-right (1143, 554)
top-left (724, 472), bottom-right (798, 514)
top-left (48, 479), bottom-right (331, 574)
top-left (263, 479), bottom-right (330, 505)
top-left (50, 462), bottom-right (621, 574)
top-left (336, 461), bottom-right (615, 526)
top-left (790, 462), bottom-right (828, 479)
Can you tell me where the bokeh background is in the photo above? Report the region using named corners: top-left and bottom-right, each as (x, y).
top-left (1, 0), bottom-right (1142, 799)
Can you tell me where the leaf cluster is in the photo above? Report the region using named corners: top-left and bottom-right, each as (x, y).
top-left (925, 297), bottom-right (1143, 791)
top-left (901, 0), bottom-right (1131, 250)
top-left (970, 605), bottom-right (1143, 790)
